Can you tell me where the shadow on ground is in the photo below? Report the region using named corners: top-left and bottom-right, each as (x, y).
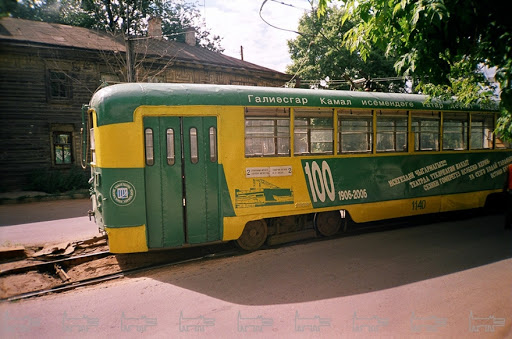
top-left (128, 213), bottom-right (511, 306)
top-left (0, 199), bottom-right (90, 226)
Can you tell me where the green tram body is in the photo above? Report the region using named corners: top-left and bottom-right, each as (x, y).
top-left (85, 83), bottom-right (512, 253)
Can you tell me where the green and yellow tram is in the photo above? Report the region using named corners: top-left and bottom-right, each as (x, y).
top-left (84, 83), bottom-right (512, 253)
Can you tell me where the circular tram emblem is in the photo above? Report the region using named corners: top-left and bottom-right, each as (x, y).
top-left (110, 180), bottom-right (136, 206)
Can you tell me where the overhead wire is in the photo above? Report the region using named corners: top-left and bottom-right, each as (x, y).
top-left (259, 0), bottom-right (357, 88)
top-left (269, 0), bottom-right (310, 10)
top-left (258, 0), bottom-right (304, 36)
top-left (259, 0), bottom-right (411, 90)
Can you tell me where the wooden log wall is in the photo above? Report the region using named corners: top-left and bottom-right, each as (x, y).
top-left (0, 43), bottom-right (288, 191)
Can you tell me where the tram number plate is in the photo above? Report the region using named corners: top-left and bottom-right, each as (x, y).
top-left (412, 199), bottom-right (427, 210)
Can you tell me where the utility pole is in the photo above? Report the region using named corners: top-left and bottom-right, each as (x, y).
top-left (125, 36), bottom-right (135, 82)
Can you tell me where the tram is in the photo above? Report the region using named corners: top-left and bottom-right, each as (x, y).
top-left (83, 83), bottom-right (512, 253)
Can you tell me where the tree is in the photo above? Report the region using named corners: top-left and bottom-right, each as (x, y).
top-left (287, 5), bottom-right (402, 91)
top-left (5, 0), bottom-right (223, 52)
top-left (318, 0), bottom-right (512, 140)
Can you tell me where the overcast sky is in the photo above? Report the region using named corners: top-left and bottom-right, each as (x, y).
top-left (192, 0), bottom-right (310, 74)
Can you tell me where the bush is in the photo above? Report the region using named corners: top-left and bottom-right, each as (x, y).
top-left (28, 167), bottom-right (89, 194)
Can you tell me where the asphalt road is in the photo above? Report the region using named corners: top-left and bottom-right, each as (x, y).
top-left (0, 199), bottom-right (98, 246)
top-left (1, 212), bottom-right (510, 338)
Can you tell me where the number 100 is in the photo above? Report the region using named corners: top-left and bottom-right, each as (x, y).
top-left (304, 161), bottom-right (336, 203)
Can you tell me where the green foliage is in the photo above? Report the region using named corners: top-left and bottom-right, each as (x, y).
top-left (496, 111), bottom-right (512, 142)
top-left (4, 0), bottom-right (223, 52)
top-left (321, 0), bottom-right (512, 139)
top-left (28, 167), bottom-right (89, 194)
top-left (287, 5), bottom-right (402, 91)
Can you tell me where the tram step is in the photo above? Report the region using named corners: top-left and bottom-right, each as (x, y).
top-left (267, 229), bottom-right (317, 246)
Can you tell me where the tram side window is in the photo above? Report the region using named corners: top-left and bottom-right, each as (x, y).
top-left (245, 107), bottom-right (290, 157)
top-left (338, 110), bottom-right (373, 153)
top-left (166, 128), bottom-right (175, 165)
top-left (209, 127), bottom-right (217, 162)
top-left (443, 113), bottom-right (468, 150)
top-left (470, 114), bottom-right (494, 149)
top-left (189, 128), bottom-right (199, 164)
top-left (294, 108), bottom-right (334, 155)
top-left (412, 112), bottom-right (440, 151)
top-left (376, 111), bottom-right (408, 152)
top-left (145, 128), bottom-right (154, 166)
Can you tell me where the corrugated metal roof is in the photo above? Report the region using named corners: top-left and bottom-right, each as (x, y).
top-left (0, 17), bottom-right (288, 76)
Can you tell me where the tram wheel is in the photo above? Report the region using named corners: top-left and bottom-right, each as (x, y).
top-left (236, 219), bottom-right (268, 251)
top-left (314, 211), bottom-right (342, 237)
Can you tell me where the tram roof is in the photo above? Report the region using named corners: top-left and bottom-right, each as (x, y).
top-left (90, 83), bottom-right (499, 126)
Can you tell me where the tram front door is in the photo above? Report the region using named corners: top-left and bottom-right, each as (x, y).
top-left (143, 116), bottom-right (220, 248)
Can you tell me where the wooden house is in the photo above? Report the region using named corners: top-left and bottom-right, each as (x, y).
top-left (0, 17), bottom-right (291, 191)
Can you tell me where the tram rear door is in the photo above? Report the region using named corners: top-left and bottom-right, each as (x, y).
top-left (143, 116), bottom-right (220, 248)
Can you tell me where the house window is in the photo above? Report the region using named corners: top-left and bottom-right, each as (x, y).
top-left (53, 132), bottom-right (73, 165)
top-left (48, 70), bottom-right (72, 100)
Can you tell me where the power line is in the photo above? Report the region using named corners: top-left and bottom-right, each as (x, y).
top-left (259, 0), bottom-right (304, 35)
top-left (269, 0), bottom-right (310, 10)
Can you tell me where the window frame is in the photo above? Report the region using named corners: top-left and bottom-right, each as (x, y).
top-left (337, 109), bottom-right (373, 154)
top-left (293, 108), bottom-right (334, 156)
top-left (50, 124), bottom-right (75, 167)
top-left (412, 111), bottom-right (441, 152)
top-left (47, 70), bottom-right (72, 102)
top-left (376, 111), bottom-right (408, 153)
top-left (470, 113), bottom-right (494, 150)
top-left (442, 112), bottom-right (469, 151)
top-left (244, 107), bottom-right (290, 158)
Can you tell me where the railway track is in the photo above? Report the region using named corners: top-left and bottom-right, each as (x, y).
top-left (0, 237), bottom-right (239, 302)
top-left (3, 247), bottom-right (239, 302)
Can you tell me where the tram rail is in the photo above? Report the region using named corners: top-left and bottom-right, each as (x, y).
top-left (3, 248), bottom-right (239, 302)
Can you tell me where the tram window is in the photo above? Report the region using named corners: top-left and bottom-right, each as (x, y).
top-left (190, 127), bottom-right (199, 164)
top-left (145, 128), bottom-right (154, 166)
top-left (166, 128), bottom-right (175, 166)
top-left (88, 111), bottom-right (96, 164)
top-left (470, 114), bottom-right (494, 149)
top-left (412, 112), bottom-right (440, 151)
top-left (443, 113), bottom-right (468, 150)
top-left (376, 112), bottom-right (408, 152)
top-left (338, 110), bottom-right (372, 153)
top-left (294, 108), bottom-right (334, 155)
top-left (90, 127), bottom-right (96, 164)
top-left (209, 126), bottom-right (217, 162)
top-left (245, 107), bottom-right (290, 157)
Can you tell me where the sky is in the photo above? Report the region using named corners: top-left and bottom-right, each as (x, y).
top-left (191, 0), bottom-right (311, 73)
